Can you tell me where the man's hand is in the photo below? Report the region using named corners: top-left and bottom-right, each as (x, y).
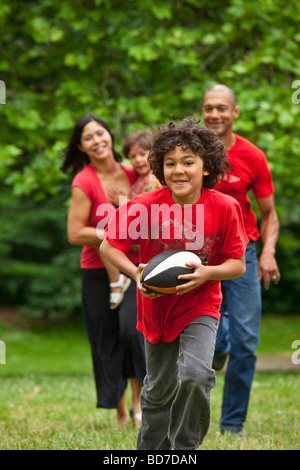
top-left (256, 195), bottom-right (280, 290)
top-left (258, 249), bottom-right (280, 290)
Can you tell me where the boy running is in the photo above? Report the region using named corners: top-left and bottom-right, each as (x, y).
top-left (100, 118), bottom-right (248, 450)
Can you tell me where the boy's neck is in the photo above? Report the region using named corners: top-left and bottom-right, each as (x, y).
top-left (170, 189), bottom-right (202, 206)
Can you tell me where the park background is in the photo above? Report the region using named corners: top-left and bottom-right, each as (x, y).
top-left (0, 0), bottom-right (299, 451)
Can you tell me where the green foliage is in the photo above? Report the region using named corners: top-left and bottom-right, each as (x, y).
top-left (0, 315), bottom-right (299, 449)
top-left (0, 0), bottom-right (299, 316)
top-left (0, 187), bottom-right (82, 317)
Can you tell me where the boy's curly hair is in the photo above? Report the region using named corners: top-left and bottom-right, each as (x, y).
top-left (148, 117), bottom-right (229, 188)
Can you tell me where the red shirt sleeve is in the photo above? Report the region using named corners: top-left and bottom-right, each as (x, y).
top-left (120, 163), bottom-right (138, 185)
top-left (105, 198), bottom-right (142, 253)
top-left (252, 152), bottom-right (275, 199)
top-left (72, 167), bottom-right (94, 198)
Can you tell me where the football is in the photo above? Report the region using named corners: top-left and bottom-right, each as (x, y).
top-left (140, 250), bottom-right (201, 295)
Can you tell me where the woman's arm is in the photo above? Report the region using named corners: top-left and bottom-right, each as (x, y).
top-left (67, 186), bottom-right (104, 246)
top-left (176, 255), bottom-right (246, 295)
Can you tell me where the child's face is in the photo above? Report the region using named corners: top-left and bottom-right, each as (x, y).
top-left (128, 144), bottom-right (150, 176)
top-left (163, 146), bottom-right (209, 205)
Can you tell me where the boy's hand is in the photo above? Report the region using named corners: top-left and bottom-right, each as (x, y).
top-left (135, 264), bottom-right (163, 299)
top-left (176, 261), bottom-right (208, 295)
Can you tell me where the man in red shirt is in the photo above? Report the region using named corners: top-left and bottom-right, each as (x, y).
top-left (202, 84), bottom-right (280, 435)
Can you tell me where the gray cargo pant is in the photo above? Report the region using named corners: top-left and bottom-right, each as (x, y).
top-left (136, 315), bottom-right (218, 450)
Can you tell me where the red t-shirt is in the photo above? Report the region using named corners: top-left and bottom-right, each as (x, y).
top-left (214, 134), bottom-right (275, 240)
top-left (105, 187), bottom-right (248, 343)
top-left (72, 162), bottom-right (138, 269)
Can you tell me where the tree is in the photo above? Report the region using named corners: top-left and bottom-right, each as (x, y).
top-left (0, 0), bottom-right (299, 315)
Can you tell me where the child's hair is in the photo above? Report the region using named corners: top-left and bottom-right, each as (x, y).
top-left (122, 129), bottom-right (153, 158)
top-left (148, 117), bottom-right (229, 188)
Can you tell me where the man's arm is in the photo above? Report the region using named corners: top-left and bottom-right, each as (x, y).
top-left (256, 194), bottom-right (280, 289)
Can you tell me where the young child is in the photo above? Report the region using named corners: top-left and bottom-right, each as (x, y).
top-left (107, 129), bottom-right (161, 207)
top-left (106, 129), bottom-right (160, 310)
top-left (125, 129), bottom-right (162, 198)
top-left (100, 118), bottom-right (248, 450)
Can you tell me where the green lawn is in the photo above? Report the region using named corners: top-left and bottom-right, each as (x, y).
top-left (0, 313), bottom-right (299, 450)
top-left (257, 314), bottom-right (300, 355)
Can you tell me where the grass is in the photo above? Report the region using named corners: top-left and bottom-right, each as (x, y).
top-left (0, 313), bottom-right (299, 450)
top-left (256, 314), bottom-right (300, 354)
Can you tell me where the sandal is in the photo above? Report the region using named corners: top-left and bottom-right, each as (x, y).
top-left (110, 274), bottom-right (131, 310)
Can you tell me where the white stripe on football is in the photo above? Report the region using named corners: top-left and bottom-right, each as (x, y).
top-left (143, 251), bottom-right (201, 282)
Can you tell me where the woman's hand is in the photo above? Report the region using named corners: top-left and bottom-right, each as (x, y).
top-left (106, 187), bottom-right (127, 207)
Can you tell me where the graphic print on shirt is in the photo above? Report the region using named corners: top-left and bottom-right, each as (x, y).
top-left (149, 212), bottom-right (220, 265)
top-left (223, 173), bottom-right (241, 184)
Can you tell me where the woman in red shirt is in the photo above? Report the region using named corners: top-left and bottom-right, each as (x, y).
top-left (61, 114), bottom-right (145, 425)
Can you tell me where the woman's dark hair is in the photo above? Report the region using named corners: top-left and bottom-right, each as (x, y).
top-left (148, 117), bottom-right (229, 188)
top-left (60, 113), bottom-right (122, 176)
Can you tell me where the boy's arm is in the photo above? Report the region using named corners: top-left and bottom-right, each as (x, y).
top-left (100, 239), bottom-right (159, 298)
top-left (100, 239), bottom-right (138, 279)
top-left (176, 255), bottom-right (246, 296)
